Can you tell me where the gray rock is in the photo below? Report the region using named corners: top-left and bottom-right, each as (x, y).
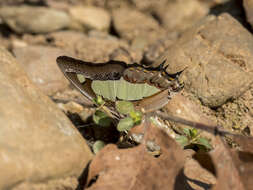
top-left (0, 5), bottom-right (70, 33)
top-left (69, 6), bottom-right (111, 31)
top-left (13, 45), bottom-right (70, 95)
top-left (0, 46), bottom-right (93, 189)
top-left (154, 13), bottom-right (253, 108)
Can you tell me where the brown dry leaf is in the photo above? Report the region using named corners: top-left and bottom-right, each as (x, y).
top-left (210, 136), bottom-right (246, 190)
top-left (229, 150), bottom-right (253, 188)
top-left (185, 154), bottom-right (216, 190)
top-left (86, 124), bottom-right (185, 190)
top-left (190, 135), bottom-right (253, 190)
top-left (228, 135), bottom-right (253, 188)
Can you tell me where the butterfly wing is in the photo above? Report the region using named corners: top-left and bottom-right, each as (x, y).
top-left (57, 56), bottom-right (183, 113)
top-left (56, 56), bottom-right (127, 104)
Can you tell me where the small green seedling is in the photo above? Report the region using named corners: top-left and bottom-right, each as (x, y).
top-left (93, 95), bottom-right (105, 106)
top-left (93, 110), bottom-right (112, 127)
top-left (176, 128), bottom-right (212, 151)
top-left (117, 117), bottom-right (135, 132)
top-left (92, 140), bottom-right (105, 154)
top-left (116, 101), bottom-right (143, 132)
top-left (92, 99), bottom-right (143, 132)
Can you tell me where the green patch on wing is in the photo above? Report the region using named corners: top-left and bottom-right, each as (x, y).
top-left (77, 74), bottom-right (85, 83)
top-left (91, 77), bottom-right (161, 101)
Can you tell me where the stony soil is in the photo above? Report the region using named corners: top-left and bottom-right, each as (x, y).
top-left (1, 0), bottom-right (253, 190)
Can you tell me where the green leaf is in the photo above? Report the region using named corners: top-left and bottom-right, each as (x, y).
top-left (116, 101), bottom-right (135, 115)
top-left (93, 95), bottom-right (105, 105)
top-left (190, 128), bottom-right (198, 138)
top-left (93, 110), bottom-right (112, 127)
top-left (77, 74), bottom-right (85, 83)
top-left (117, 117), bottom-right (134, 131)
top-left (195, 137), bottom-right (212, 150)
top-left (183, 128), bottom-right (191, 137)
top-left (129, 110), bottom-right (142, 124)
top-left (175, 135), bottom-right (189, 147)
top-left (92, 140), bottom-right (105, 154)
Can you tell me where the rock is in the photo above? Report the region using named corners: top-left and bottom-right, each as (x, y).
top-left (0, 5), bottom-right (70, 33)
top-left (12, 177), bottom-right (78, 190)
top-left (82, 0), bottom-right (131, 10)
top-left (0, 46), bottom-right (93, 189)
top-left (13, 45), bottom-right (70, 95)
top-left (244, 0), bottom-right (253, 28)
top-left (11, 39), bottom-right (28, 48)
top-left (21, 33), bottom-right (49, 45)
top-left (0, 0), bottom-right (25, 6)
top-left (109, 47), bottom-right (136, 64)
top-left (216, 88), bottom-right (253, 135)
top-left (155, 0), bottom-right (209, 32)
top-left (69, 6), bottom-right (111, 31)
top-left (142, 32), bottom-right (179, 65)
top-left (112, 8), bottom-right (165, 45)
top-left (47, 30), bottom-right (141, 63)
top-left (0, 0), bottom-right (43, 6)
top-left (154, 13), bottom-right (253, 108)
top-left (131, 0), bottom-right (167, 12)
top-left (164, 93), bottom-right (217, 141)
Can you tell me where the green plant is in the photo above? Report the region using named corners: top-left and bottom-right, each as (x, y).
top-left (115, 101), bottom-right (142, 131)
top-left (92, 140), bottom-right (105, 154)
top-left (92, 97), bottom-right (212, 151)
top-left (175, 128), bottom-right (212, 151)
top-left (92, 98), bottom-right (142, 132)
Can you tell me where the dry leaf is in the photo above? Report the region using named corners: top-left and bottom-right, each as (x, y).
top-left (86, 124), bottom-right (185, 190)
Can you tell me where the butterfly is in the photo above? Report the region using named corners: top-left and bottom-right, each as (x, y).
top-left (56, 56), bottom-right (183, 116)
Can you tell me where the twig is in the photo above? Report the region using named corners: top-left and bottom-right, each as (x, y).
top-left (154, 111), bottom-right (252, 138)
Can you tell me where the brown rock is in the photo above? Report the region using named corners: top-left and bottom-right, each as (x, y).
top-left (69, 6), bottom-right (111, 31)
top-left (82, 0), bottom-right (131, 10)
top-left (244, 0), bottom-right (253, 27)
top-left (142, 32), bottom-right (179, 65)
top-left (12, 177), bottom-right (78, 190)
top-left (0, 0), bottom-right (36, 6)
top-left (155, 13), bottom-right (253, 107)
top-left (13, 45), bottom-right (70, 95)
top-left (155, 0), bottom-right (209, 32)
top-left (0, 46), bottom-right (93, 189)
top-left (0, 5), bottom-right (70, 33)
top-left (131, 0), bottom-right (168, 12)
top-left (112, 8), bottom-right (165, 44)
top-left (47, 30), bottom-right (139, 63)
